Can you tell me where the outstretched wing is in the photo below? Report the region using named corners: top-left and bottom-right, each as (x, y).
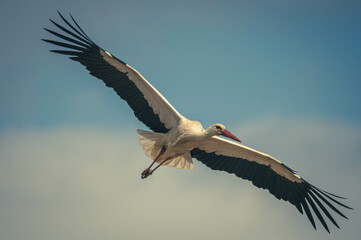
top-left (43, 12), bottom-right (184, 133)
top-left (191, 136), bottom-right (352, 232)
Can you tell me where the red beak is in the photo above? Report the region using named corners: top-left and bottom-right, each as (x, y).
top-left (221, 129), bottom-right (242, 143)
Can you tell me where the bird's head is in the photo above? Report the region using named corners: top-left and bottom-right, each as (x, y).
top-left (208, 124), bottom-right (242, 143)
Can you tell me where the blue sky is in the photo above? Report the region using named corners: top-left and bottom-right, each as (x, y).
top-left (1, 0), bottom-right (361, 130)
top-left (0, 1), bottom-right (360, 239)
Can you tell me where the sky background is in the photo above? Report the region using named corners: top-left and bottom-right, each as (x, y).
top-left (0, 0), bottom-right (360, 239)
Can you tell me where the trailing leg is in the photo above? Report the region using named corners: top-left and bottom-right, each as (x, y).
top-left (141, 146), bottom-right (166, 179)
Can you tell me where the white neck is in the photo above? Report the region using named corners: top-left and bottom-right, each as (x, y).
top-left (204, 126), bottom-right (218, 137)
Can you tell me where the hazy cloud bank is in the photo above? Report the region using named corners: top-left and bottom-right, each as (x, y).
top-left (0, 117), bottom-right (360, 240)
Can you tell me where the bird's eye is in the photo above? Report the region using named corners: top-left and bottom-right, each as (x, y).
top-left (215, 125), bottom-right (222, 130)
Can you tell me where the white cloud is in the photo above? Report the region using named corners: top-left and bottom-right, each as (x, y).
top-left (0, 117), bottom-right (360, 240)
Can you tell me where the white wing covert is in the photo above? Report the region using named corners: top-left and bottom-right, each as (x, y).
top-left (43, 12), bottom-right (184, 133)
top-left (191, 136), bottom-right (352, 232)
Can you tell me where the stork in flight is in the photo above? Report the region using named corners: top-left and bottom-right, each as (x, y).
top-left (43, 12), bottom-right (352, 232)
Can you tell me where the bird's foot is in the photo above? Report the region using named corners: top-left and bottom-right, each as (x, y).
top-left (141, 168), bottom-right (153, 179)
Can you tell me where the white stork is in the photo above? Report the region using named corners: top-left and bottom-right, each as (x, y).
top-left (43, 12), bottom-right (352, 232)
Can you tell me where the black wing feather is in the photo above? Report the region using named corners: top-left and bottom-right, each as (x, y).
top-left (191, 148), bottom-right (351, 231)
top-left (43, 12), bottom-right (168, 133)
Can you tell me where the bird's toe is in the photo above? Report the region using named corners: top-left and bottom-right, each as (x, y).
top-left (141, 168), bottom-right (153, 179)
